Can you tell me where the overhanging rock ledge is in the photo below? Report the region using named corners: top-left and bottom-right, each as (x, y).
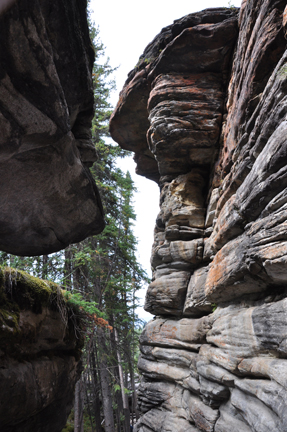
top-left (110, 2), bottom-right (287, 431)
top-left (0, 0), bottom-right (105, 256)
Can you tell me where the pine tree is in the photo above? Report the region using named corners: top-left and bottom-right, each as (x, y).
top-left (0, 9), bottom-right (148, 432)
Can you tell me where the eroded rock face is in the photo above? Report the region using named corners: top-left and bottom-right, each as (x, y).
top-left (0, 0), bottom-right (105, 256)
top-left (0, 268), bottom-right (84, 432)
top-left (110, 8), bottom-right (238, 182)
top-left (110, 1), bottom-right (287, 431)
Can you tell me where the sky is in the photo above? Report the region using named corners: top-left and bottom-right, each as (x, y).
top-left (90, 0), bottom-right (242, 322)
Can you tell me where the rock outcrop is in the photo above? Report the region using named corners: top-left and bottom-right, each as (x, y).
top-left (0, 267), bottom-right (84, 432)
top-left (110, 1), bottom-right (287, 431)
top-left (0, 0), bottom-right (104, 256)
top-left (0, 0), bottom-right (104, 429)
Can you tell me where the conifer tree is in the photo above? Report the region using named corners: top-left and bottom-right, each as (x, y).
top-left (0, 8), bottom-right (148, 432)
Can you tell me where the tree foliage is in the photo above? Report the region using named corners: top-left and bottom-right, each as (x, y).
top-left (0, 8), bottom-right (148, 432)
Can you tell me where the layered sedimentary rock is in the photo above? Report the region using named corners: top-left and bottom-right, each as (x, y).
top-left (0, 0), bottom-right (104, 256)
top-left (0, 1), bottom-right (103, 429)
top-left (0, 267), bottom-right (84, 432)
top-left (110, 1), bottom-right (287, 430)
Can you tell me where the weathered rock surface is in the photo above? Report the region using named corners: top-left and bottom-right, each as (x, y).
top-left (0, 267), bottom-right (84, 432)
top-left (111, 0), bottom-right (287, 430)
top-left (110, 8), bottom-right (238, 181)
top-left (0, 0), bottom-right (105, 256)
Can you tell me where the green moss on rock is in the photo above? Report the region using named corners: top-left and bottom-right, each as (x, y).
top-left (0, 267), bottom-right (58, 313)
top-left (0, 267), bottom-right (85, 355)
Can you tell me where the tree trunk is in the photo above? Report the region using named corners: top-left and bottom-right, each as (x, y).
top-left (64, 245), bottom-right (73, 289)
top-left (84, 369), bottom-right (95, 432)
top-left (108, 318), bottom-right (124, 432)
top-left (114, 327), bottom-right (130, 432)
top-left (74, 378), bottom-right (84, 432)
top-left (128, 356), bottom-right (139, 424)
top-left (97, 327), bottom-right (115, 432)
top-left (91, 343), bottom-right (104, 432)
top-left (130, 280), bottom-right (139, 423)
top-left (42, 254), bottom-right (48, 279)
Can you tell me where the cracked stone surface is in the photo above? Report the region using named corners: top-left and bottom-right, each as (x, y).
top-left (110, 1), bottom-right (287, 430)
top-left (0, 0), bottom-right (105, 256)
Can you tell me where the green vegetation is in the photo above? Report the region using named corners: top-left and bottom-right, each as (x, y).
top-left (0, 267), bottom-right (87, 358)
top-left (227, 0), bottom-right (236, 9)
top-left (0, 267), bottom-right (56, 320)
top-left (0, 6), bottom-right (148, 432)
top-left (63, 410), bottom-right (98, 432)
top-left (277, 63), bottom-right (287, 79)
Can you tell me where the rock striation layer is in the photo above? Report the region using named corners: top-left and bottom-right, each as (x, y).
top-left (0, 267), bottom-right (84, 432)
top-left (110, 1), bottom-right (287, 431)
top-left (0, 0), bottom-right (105, 256)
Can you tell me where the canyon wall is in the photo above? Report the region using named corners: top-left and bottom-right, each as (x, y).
top-left (110, 1), bottom-right (287, 431)
top-left (0, 1), bottom-right (104, 430)
top-left (0, 268), bottom-right (84, 432)
top-left (0, 0), bottom-right (104, 256)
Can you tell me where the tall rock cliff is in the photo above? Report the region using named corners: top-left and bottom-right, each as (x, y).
top-left (0, 0), bottom-right (105, 430)
top-left (110, 1), bottom-right (287, 430)
top-left (0, 0), bottom-right (104, 256)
